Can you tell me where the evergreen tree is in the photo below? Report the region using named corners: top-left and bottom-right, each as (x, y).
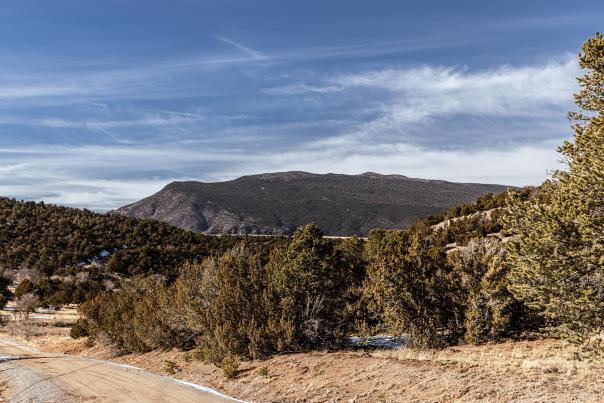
top-left (448, 239), bottom-right (520, 344)
top-left (266, 224), bottom-right (351, 350)
top-left (504, 33), bottom-right (604, 349)
top-left (364, 228), bottom-right (464, 348)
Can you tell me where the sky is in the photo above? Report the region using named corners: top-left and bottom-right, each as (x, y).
top-left (0, 0), bottom-right (602, 211)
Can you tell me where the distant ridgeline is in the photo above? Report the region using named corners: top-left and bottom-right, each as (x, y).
top-left (116, 171), bottom-right (510, 236)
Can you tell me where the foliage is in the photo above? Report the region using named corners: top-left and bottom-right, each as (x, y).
top-left (265, 224), bottom-right (354, 350)
top-left (0, 198), bottom-right (238, 278)
top-left (191, 246), bottom-right (273, 363)
top-left (70, 318), bottom-right (90, 339)
top-left (0, 197), bottom-right (284, 306)
top-left (448, 240), bottom-right (522, 344)
top-left (364, 228), bottom-right (465, 348)
top-left (163, 360), bottom-right (180, 375)
top-left (221, 355), bottom-right (239, 379)
top-left (504, 33), bottom-right (604, 350)
top-left (78, 225), bottom-right (361, 359)
top-left (75, 279), bottom-right (153, 353)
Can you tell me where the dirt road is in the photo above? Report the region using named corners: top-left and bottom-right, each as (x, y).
top-left (0, 338), bottom-right (241, 402)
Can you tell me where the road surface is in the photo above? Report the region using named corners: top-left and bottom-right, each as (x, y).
top-left (0, 338), bottom-right (241, 402)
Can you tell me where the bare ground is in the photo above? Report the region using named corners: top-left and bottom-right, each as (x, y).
top-left (0, 337), bottom-right (238, 402)
top-left (3, 306), bottom-right (604, 402)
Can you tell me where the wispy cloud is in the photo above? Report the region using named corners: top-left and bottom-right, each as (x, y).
top-left (263, 83), bottom-right (344, 95)
top-left (265, 55), bottom-right (579, 150)
top-left (213, 35), bottom-right (268, 60)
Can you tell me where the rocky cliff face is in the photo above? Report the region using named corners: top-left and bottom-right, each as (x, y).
top-left (115, 171), bottom-right (510, 236)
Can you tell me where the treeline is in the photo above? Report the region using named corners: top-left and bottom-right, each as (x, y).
top-left (74, 218), bottom-right (530, 361)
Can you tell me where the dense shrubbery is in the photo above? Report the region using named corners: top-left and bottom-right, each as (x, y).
top-left (0, 197), bottom-right (248, 278)
top-left (76, 225), bottom-right (364, 360)
top-left (363, 228), bottom-right (528, 348)
top-left (448, 240), bottom-right (524, 344)
top-left (76, 211), bottom-right (533, 355)
top-left (364, 228), bottom-right (465, 347)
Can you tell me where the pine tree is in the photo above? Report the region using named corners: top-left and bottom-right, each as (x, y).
top-left (504, 33), bottom-right (604, 350)
top-left (364, 228), bottom-right (464, 348)
top-left (266, 224), bottom-right (351, 350)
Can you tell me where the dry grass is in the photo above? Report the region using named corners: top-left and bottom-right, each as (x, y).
top-left (0, 303), bottom-right (77, 342)
top-left (380, 338), bottom-right (588, 374)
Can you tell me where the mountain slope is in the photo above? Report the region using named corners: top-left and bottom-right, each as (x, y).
top-left (116, 172), bottom-right (510, 236)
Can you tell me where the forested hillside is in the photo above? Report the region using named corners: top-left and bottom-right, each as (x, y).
top-left (0, 197), bottom-right (281, 305)
top-left (116, 171), bottom-right (509, 236)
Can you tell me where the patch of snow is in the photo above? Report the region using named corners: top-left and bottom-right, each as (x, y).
top-left (171, 379), bottom-right (247, 402)
top-left (31, 315), bottom-right (52, 319)
top-left (349, 335), bottom-right (408, 349)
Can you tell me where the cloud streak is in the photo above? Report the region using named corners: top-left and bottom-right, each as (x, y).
top-left (213, 36), bottom-right (268, 60)
top-left (265, 55), bottom-right (578, 151)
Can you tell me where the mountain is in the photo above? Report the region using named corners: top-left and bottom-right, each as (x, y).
top-left (115, 171), bottom-right (510, 236)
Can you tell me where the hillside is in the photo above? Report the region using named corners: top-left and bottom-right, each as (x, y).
top-left (116, 171), bottom-right (510, 236)
top-left (0, 197), bottom-right (282, 306)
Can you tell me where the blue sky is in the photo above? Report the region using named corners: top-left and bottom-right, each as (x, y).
top-left (0, 0), bottom-right (602, 210)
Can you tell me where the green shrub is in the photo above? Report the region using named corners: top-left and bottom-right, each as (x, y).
top-left (163, 360), bottom-right (180, 375)
top-left (70, 318), bottom-right (90, 339)
top-left (221, 356), bottom-right (239, 379)
top-left (265, 224), bottom-right (354, 351)
top-left (448, 240), bottom-right (522, 344)
top-left (504, 33), bottom-right (604, 351)
top-left (193, 246), bottom-right (273, 363)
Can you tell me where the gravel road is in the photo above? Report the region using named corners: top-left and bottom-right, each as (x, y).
top-left (0, 338), bottom-right (241, 402)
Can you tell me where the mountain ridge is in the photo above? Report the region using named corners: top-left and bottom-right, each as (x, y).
top-left (116, 171), bottom-right (511, 236)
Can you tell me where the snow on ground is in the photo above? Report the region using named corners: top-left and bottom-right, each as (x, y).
top-left (349, 335), bottom-right (408, 349)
